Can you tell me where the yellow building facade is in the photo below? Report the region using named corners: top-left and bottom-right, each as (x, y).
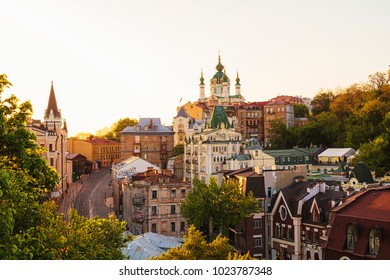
top-left (68, 136), bottom-right (121, 167)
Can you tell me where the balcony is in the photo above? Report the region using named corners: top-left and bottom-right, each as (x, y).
top-left (132, 197), bottom-right (145, 205)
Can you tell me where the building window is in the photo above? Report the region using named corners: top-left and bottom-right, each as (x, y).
top-left (180, 222), bottom-right (185, 232)
top-left (49, 143), bottom-right (53, 152)
top-left (346, 224), bottom-right (358, 250)
top-left (50, 157), bottom-right (54, 166)
top-left (151, 223), bottom-right (157, 233)
top-left (313, 231), bottom-right (319, 243)
top-left (254, 237), bottom-right (262, 248)
top-left (305, 228), bottom-right (311, 241)
top-left (151, 206), bottom-right (157, 216)
top-left (171, 205), bottom-right (176, 214)
top-left (275, 224), bottom-right (281, 238)
top-left (171, 189), bottom-right (176, 198)
top-left (287, 227), bottom-right (293, 240)
top-left (281, 225), bottom-right (287, 239)
top-left (152, 190), bottom-right (157, 199)
top-left (368, 228), bottom-right (381, 255)
top-left (171, 222), bottom-right (176, 232)
top-left (253, 219), bottom-right (262, 229)
top-left (181, 189), bottom-right (186, 198)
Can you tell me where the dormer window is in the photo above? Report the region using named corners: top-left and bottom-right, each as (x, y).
top-left (346, 224), bottom-right (358, 250)
top-left (368, 228), bottom-right (381, 255)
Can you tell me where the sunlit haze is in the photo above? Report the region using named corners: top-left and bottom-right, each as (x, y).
top-left (1, 0), bottom-right (390, 136)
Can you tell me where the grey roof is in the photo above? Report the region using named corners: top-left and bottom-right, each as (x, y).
top-left (122, 232), bottom-right (183, 260)
top-left (122, 118), bottom-right (174, 134)
top-left (175, 107), bottom-right (189, 118)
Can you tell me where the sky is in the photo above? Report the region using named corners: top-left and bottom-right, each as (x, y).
top-left (1, 0), bottom-right (390, 136)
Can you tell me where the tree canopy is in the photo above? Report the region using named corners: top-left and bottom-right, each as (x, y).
top-left (98, 117), bottom-right (138, 141)
top-left (180, 178), bottom-right (259, 238)
top-left (266, 69), bottom-right (390, 176)
top-left (151, 225), bottom-right (254, 260)
top-left (0, 74), bottom-right (127, 259)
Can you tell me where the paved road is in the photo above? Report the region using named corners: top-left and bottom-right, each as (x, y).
top-left (73, 167), bottom-right (114, 218)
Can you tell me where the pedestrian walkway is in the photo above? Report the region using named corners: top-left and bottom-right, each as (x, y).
top-left (57, 181), bottom-right (83, 219)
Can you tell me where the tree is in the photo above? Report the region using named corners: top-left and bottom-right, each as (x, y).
top-left (313, 112), bottom-right (342, 147)
top-left (0, 74), bottom-right (127, 259)
top-left (170, 143), bottom-right (184, 156)
top-left (368, 71), bottom-right (389, 94)
top-left (267, 119), bottom-right (297, 149)
top-left (180, 178), bottom-right (258, 238)
top-left (151, 225), bottom-right (254, 260)
top-left (103, 117), bottom-right (138, 141)
top-left (73, 132), bottom-right (93, 140)
top-left (353, 135), bottom-right (390, 177)
top-left (310, 90), bottom-right (334, 116)
top-left (161, 143), bottom-right (184, 169)
top-left (294, 104), bottom-right (309, 118)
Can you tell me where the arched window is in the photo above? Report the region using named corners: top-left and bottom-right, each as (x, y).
top-left (346, 224), bottom-right (358, 250)
top-left (368, 228), bottom-right (381, 255)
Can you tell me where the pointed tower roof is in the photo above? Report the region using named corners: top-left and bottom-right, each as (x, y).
top-left (216, 53), bottom-right (224, 72)
top-left (235, 71), bottom-right (241, 86)
top-left (45, 81), bottom-right (61, 118)
top-left (199, 69), bottom-right (205, 85)
top-left (209, 106), bottom-right (230, 129)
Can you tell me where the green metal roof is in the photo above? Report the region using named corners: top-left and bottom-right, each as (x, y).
top-left (212, 71), bottom-right (224, 82)
top-left (209, 106), bottom-right (230, 129)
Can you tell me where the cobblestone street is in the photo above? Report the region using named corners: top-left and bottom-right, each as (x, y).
top-left (57, 167), bottom-right (115, 219)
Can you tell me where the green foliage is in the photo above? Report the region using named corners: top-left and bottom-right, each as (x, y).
top-left (266, 69), bottom-right (390, 176)
top-left (73, 132), bottom-right (93, 140)
top-left (180, 178), bottom-right (259, 238)
top-left (267, 119), bottom-right (293, 149)
top-left (59, 209), bottom-right (127, 260)
top-left (151, 225), bottom-right (255, 260)
top-left (161, 143), bottom-right (184, 169)
top-left (0, 74), bottom-right (126, 259)
top-left (102, 117), bottom-right (138, 141)
top-left (170, 143), bottom-right (184, 157)
top-left (310, 90), bottom-right (334, 116)
top-left (294, 104), bottom-right (309, 118)
top-left (353, 136), bottom-right (390, 177)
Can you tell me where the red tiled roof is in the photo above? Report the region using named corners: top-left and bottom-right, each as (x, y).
top-left (334, 186), bottom-right (390, 221)
top-left (324, 186), bottom-right (390, 259)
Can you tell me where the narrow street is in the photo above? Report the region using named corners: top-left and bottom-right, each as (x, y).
top-left (58, 167), bottom-right (115, 219)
